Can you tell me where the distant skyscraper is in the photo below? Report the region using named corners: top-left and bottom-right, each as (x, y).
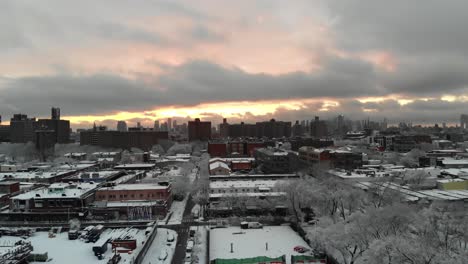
top-left (154, 120), bottom-right (160, 131)
top-left (188, 118), bottom-right (211, 141)
top-left (137, 122), bottom-right (142, 128)
top-left (51, 107), bottom-right (60, 120)
top-left (117, 121), bottom-right (128, 132)
top-left (168, 118), bottom-right (172, 131)
top-left (10, 114), bottom-right (37, 143)
top-left (173, 120), bottom-right (177, 131)
top-left (160, 122), bottom-right (168, 132)
top-left (310, 116), bottom-right (328, 138)
top-left (460, 114), bottom-right (468, 129)
top-left (219, 118), bottom-right (229, 138)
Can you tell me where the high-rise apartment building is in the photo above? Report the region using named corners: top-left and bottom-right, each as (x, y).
top-left (117, 121), bottom-right (128, 132)
top-left (154, 120), bottom-right (160, 131)
top-left (188, 118), bottom-right (211, 141)
top-left (167, 118), bottom-right (172, 132)
top-left (10, 114), bottom-right (37, 143)
top-left (310, 116), bottom-right (328, 138)
top-left (460, 114), bottom-right (468, 129)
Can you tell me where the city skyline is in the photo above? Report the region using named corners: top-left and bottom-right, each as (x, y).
top-left (2, 1), bottom-right (468, 127)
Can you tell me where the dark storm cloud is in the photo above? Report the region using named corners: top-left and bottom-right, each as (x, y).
top-left (327, 0), bottom-right (468, 55)
top-left (0, 55), bottom-right (385, 117)
top-left (157, 57), bottom-right (384, 104)
top-left (0, 74), bottom-right (163, 117)
top-left (325, 0), bottom-right (468, 96)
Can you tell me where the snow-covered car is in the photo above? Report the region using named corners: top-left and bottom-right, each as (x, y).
top-left (186, 240), bottom-right (194, 252)
top-left (167, 233), bottom-right (175, 242)
top-left (294, 246), bottom-right (310, 253)
top-left (158, 250), bottom-right (168, 260)
top-left (185, 252), bottom-right (192, 262)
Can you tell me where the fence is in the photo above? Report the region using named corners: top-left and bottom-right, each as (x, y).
top-left (133, 224), bottom-right (158, 264)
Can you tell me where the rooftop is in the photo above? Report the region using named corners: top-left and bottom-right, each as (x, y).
top-left (210, 226), bottom-right (311, 264)
top-left (210, 161), bottom-right (231, 171)
top-left (13, 182), bottom-right (99, 200)
top-left (210, 179), bottom-right (285, 189)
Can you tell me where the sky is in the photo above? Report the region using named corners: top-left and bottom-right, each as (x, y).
top-left (1, 0), bottom-right (468, 129)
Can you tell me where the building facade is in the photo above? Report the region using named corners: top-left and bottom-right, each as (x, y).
top-left (80, 130), bottom-right (168, 150)
top-left (188, 118), bottom-right (211, 141)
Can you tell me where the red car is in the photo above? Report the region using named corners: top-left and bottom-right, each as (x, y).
top-left (293, 246), bottom-right (310, 253)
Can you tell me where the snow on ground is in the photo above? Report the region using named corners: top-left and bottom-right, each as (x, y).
top-left (0, 228), bottom-right (149, 264)
top-left (163, 196), bottom-right (188, 225)
top-left (209, 226), bottom-right (311, 264)
top-left (141, 228), bottom-right (177, 264)
top-left (164, 167), bottom-right (182, 177)
top-left (192, 226), bottom-right (208, 264)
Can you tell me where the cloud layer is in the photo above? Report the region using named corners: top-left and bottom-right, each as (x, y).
top-left (1, 0), bottom-right (468, 127)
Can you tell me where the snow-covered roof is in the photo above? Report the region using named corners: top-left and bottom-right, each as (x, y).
top-left (210, 180), bottom-right (285, 189)
top-left (64, 153), bottom-right (87, 157)
top-left (92, 152), bottom-right (120, 156)
top-left (114, 164), bottom-right (155, 169)
top-left (437, 178), bottom-right (466, 184)
top-left (209, 192), bottom-right (287, 198)
top-left (441, 158), bottom-right (468, 165)
top-left (57, 163), bottom-right (97, 170)
top-left (12, 182), bottom-right (99, 200)
top-left (209, 226), bottom-right (311, 262)
top-left (209, 161), bottom-right (230, 171)
top-left (71, 170), bottom-right (121, 180)
top-left (0, 170), bottom-right (73, 180)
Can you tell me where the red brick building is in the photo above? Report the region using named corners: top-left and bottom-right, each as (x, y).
top-left (188, 118), bottom-right (211, 141)
top-left (208, 142), bottom-right (228, 157)
top-left (94, 183), bottom-right (172, 219)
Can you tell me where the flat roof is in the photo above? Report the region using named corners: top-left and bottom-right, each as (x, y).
top-left (12, 182), bottom-right (99, 200)
top-left (210, 180), bottom-right (286, 189)
top-left (114, 164), bottom-right (156, 169)
top-left (209, 192), bottom-right (286, 198)
top-left (0, 170), bottom-right (74, 180)
top-left (210, 226), bottom-right (311, 262)
top-left (441, 159), bottom-right (468, 165)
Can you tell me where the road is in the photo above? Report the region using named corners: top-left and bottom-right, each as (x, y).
top-left (171, 196), bottom-right (195, 264)
top-left (170, 155), bottom-right (210, 264)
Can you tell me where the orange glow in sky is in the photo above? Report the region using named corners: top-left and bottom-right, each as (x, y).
top-left (64, 99), bottom-right (318, 126)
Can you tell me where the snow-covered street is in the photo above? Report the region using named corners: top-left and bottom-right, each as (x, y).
top-left (141, 228), bottom-right (178, 264)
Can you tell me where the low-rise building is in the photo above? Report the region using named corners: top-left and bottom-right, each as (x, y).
top-left (7, 182), bottom-right (99, 220)
top-left (209, 161), bottom-right (231, 175)
top-left (93, 183), bottom-right (172, 219)
top-left (254, 148), bottom-right (298, 174)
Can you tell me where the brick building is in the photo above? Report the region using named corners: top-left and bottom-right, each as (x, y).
top-left (93, 183), bottom-right (172, 219)
top-left (80, 130), bottom-right (168, 151)
top-left (188, 118), bottom-right (211, 141)
top-left (7, 182), bottom-right (98, 221)
top-left (254, 148), bottom-right (298, 174)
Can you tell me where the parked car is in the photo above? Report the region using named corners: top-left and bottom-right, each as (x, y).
top-left (186, 240), bottom-right (194, 252)
top-left (189, 227), bottom-right (197, 238)
top-left (240, 221), bottom-right (263, 229)
top-left (167, 232), bottom-right (175, 242)
top-left (185, 252), bottom-right (192, 262)
top-left (294, 246), bottom-right (310, 253)
top-left (158, 250), bottom-right (168, 260)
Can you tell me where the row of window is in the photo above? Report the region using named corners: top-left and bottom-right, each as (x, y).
top-left (97, 193), bottom-right (165, 199)
top-left (210, 188), bottom-right (273, 193)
